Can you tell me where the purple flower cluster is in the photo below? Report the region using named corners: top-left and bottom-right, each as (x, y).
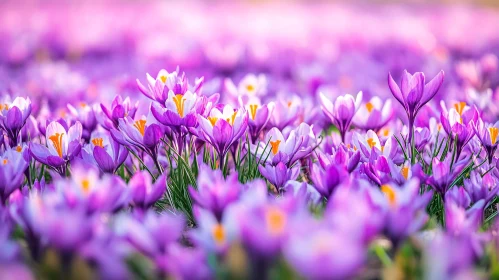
top-left (1, 1), bottom-right (499, 279)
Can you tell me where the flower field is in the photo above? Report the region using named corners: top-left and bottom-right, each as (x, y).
top-left (1, 1), bottom-right (499, 279)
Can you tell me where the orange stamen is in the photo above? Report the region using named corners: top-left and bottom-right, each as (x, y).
top-left (270, 140), bottom-right (281, 155)
top-left (454, 102), bottom-right (466, 115)
top-left (365, 102), bottom-right (374, 113)
top-left (489, 127), bottom-right (499, 145)
top-left (208, 117), bottom-right (218, 126)
top-left (212, 223), bottom-right (225, 245)
top-left (173, 94), bottom-right (186, 118)
top-left (249, 104), bottom-right (258, 120)
top-left (381, 184), bottom-right (397, 206)
top-left (91, 138), bottom-right (104, 148)
top-left (401, 166), bottom-right (409, 180)
top-left (15, 146), bottom-right (22, 152)
top-left (133, 120), bottom-right (147, 136)
top-left (48, 133), bottom-right (64, 158)
top-left (160, 75), bottom-right (167, 83)
top-left (246, 84), bottom-right (255, 92)
top-left (367, 138), bottom-right (376, 149)
top-left (266, 207), bottom-right (286, 235)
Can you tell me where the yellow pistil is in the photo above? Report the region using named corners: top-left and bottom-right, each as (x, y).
top-left (133, 120), bottom-right (147, 136)
top-left (454, 102), bottom-right (466, 115)
top-left (381, 184), bottom-right (397, 206)
top-left (367, 138), bottom-right (376, 149)
top-left (401, 166), bottom-right (409, 180)
top-left (287, 101), bottom-right (292, 107)
top-left (208, 117), bottom-right (218, 126)
top-left (79, 102), bottom-right (87, 108)
top-left (382, 128), bottom-right (390, 137)
top-left (160, 75), bottom-right (167, 83)
top-left (246, 84), bottom-right (255, 92)
top-left (489, 127), bottom-right (499, 145)
top-left (81, 178), bottom-right (91, 193)
top-left (266, 207), bottom-right (286, 235)
top-left (270, 140), bottom-right (281, 155)
top-left (2, 159), bottom-right (7, 165)
top-left (249, 104), bottom-right (258, 120)
top-left (48, 133), bottom-right (64, 158)
top-left (91, 138), bottom-right (104, 148)
top-left (173, 94), bottom-right (186, 118)
top-left (15, 146), bottom-right (22, 152)
top-left (365, 102), bottom-right (374, 113)
top-left (225, 111), bottom-right (237, 126)
top-left (212, 223), bottom-right (225, 245)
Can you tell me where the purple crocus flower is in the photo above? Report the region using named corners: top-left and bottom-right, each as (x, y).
top-left (463, 170), bottom-right (498, 206)
top-left (473, 117), bottom-right (499, 163)
top-left (30, 120), bottom-right (82, 176)
top-left (379, 179), bottom-right (433, 247)
top-left (426, 157), bottom-right (468, 198)
top-left (239, 96), bottom-right (275, 143)
top-left (82, 131), bottom-right (129, 174)
top-left (440, 102), bottom-right (477, 160)
top-left (0, 97), bottom-right (32, 146)
top-left (128, 171), bottom-right (166, 209)
top-left (162, 244), bottom-right (212, 280)
top-left (150, 90), bottom-right (199, 132)
top-left (188, 165), bottom-right (242, 220)
top-left (0, 146), bottom-right (29, 204)
top-left (197, 105), bottom-right (248, 169)
top-left (267, 94), bottom-right (302, 130)
top-left (353, 96), bottom-right (393, 132)
top-left (98, 95), bottom-right (139, 130)
top-left (258, 161), bottom-right (300, 193)
top-left (388, 70), bottom-right (444, 144)
top-left (445, 186), bottom-right (472, 209)
top-left (319, 91), bottom-right (362, 142)
top-left (67, 102), bottom-right (97, 142)
top-left (309, 162), bottom-right (349, 199)
top-left (317, 145), bottom-right (360, 173)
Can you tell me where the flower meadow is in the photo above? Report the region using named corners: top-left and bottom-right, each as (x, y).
top-left (3, 1), bottom-right (499, 279)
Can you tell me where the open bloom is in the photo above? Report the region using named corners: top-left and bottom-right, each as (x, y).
top-left (30, 120), bottom-right (82, 175)
top-left (441, 101), bottom-right (478, 160)
top-left (197, 105), bottom-right (248, 168)
top-left (353, 97), bottom-right (393, 131)
top-left (151, 90), bottom-right (199, 132)
top-left (239, 96), bottom-right (274, 143)
top-left (319, 91), bottom-right (362, 142)
top-left (82, 131), bottom-right (129, 173)
top-left (427, 157), bottom-right (468, 198)
top-left (0, 96), bottom-right (32, 146)
top-left (111, 116), bottom-right (163, 159)
top-left (473, 117), bottom-right (499, 163)
top-left (137, 68), bottom-right (203, 105)
top-left (67, 102), bottom-right (97, 142)
top-left (388, 70), bottom-right (444, 143)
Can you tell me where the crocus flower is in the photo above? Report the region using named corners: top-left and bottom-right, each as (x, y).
top-left (463, 170), bottom-right (498, 206)
top-left (239, 96), bottom-right (274, 143)
top-left (259, 162), bottom-right (300, 193)
top-left (128, 171), bottom-right (166, 209)
top-left (150, 90), bottom-right (198, 132)
top-left (137, 68), bottom-right (203, 105)
top-left (353, 96), bottom-right (393, 131)
top-left (353, 130), bottom-right (404, 164)
top-left (197, 105), bottom-right (248, 169)
top-left (445, 187), bottom-right (472, 209)
top-left (379, 179), bottom-right (433, 247)
top-left (30, 120), bottom-right (82, 176)
top-left (426, 157), bottom-right (468, 198)
top-left (317, 145), bottom-right (360, 173)
top-left (440, 101), bottom-right (477, 160)
top-left (473, 117), bottom-right (499, 163)
top-left (67, 102), bottom-right (97, 142)
top-left (163, 244), bottom-right (212, 280)
top-left (388, 70), bottom-right (444, 144)
top-left (98, 95), bottom-right (139, 130)
top-left (225, 73), bottom-right (267, 102)
top-left (188, 165), bottom-right (242, 220)
top-left (309, 162), bottom-right (349, 199)
top-left (267, 94), bottom-right (302, 130)
top-left (0, 96), bottom-right (32, 146)
top-left (82, 131), bottom-right (129, 174)
top-left (319, 91), bottom-right (362, 142)
top-left (0, 146), bottom-right (29, 204)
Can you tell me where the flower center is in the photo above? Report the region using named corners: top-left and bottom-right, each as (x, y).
top-left (270, 140), bottom-right (281, 155)
top-left (81, 178), bottom-right (91, 193)
top-left (249, 104), bottom-right (258, 120)
top-left (401, 166), bottom-right (409, 180)
top-left (173, 94), bottom-right (186, 118)
top-left (287, 101), bottom-right (293, 107)
top-left (246, 84), bottom-right (255, 92)
top-left (0, 104), bottom-right (9, 111)
top-left (208, 116), bottom-right (218, 126)
top-left (489, 127), bottom-right (499, 145)
top-left (367, 138), bottom-right (376, 149)
top-left (265, 207), bottom-right (286, 235)
top-left (133, 120), bottom-right (147, 136)
top-left (212, 223), bottom-right (225, 245)
top-left (160, 75), bottom-right (167, 83)
top-left (48, 133), bottom-right (64, 158)
top-left (91, 138), bottom-right (104, 148)
top-left (225, 111), bottom-right (237, 126)
top-left (15, 146), bottom-right (22, 152)
top-left (365, 102), bottom-right (374, 113)
top-left (381, 184), bottom-right (397, 206)
top-left (2, 159), bottom-right (7, 165)
top-left (454, 102), bottom-right (466, 115)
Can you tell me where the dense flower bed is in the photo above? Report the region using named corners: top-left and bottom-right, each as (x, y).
top-left (1, 2), bottom-right (499, 279)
